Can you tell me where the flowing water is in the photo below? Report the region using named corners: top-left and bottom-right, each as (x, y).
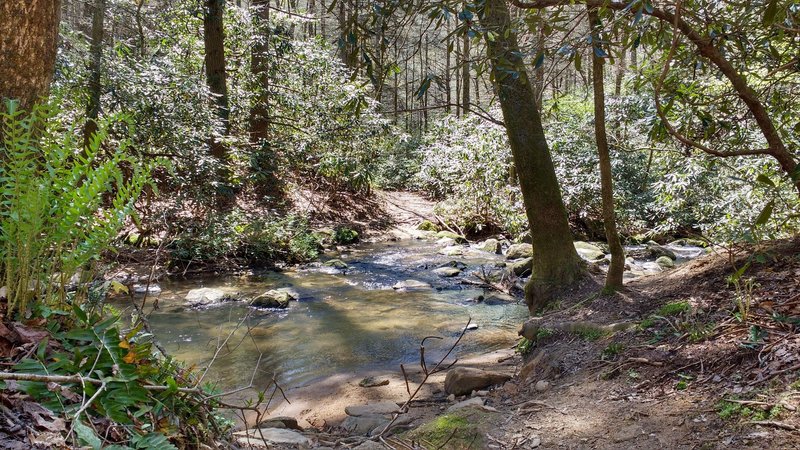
top-left (121, 239), bottom-right (529, 394)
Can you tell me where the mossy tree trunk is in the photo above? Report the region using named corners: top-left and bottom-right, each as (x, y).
top-left (479, 0), bottom-right (584, 313)
top-left (0, 0), bottom-right (62, 109)
top-left (587, 5), bottom-right (625, 291)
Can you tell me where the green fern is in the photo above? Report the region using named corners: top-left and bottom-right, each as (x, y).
top-left (0, 100), bottom-right (154, 314)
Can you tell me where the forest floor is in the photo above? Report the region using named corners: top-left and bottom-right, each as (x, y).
top-left (245, 192), bottom-right (800, 449)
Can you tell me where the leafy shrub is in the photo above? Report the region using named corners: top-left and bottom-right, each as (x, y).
top-left (169, 211), bottom-right (320, 266)
top-left (0, 102), bottom-right (153, 315)
top-left (13, 307), bottom-right (227, 448)
top-left (333, 226), bottom-right (359, 245)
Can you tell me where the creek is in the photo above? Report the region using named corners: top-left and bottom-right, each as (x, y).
top-left (123, 239), bottom-right (529, 396)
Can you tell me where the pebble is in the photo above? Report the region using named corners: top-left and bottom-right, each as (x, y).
top-left (535, 380), bottom-right (550, 392)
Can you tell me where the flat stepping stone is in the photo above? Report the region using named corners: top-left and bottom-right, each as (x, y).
top-left (345, 401), bottom-right (400, 417)
top-left (233, 428), bottom-right (309, 447)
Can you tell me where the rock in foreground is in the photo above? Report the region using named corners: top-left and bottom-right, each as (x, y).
top-left (444, 367), bottom-right (511, 396)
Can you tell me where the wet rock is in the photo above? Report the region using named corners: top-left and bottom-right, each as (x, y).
top-left (433, 267), bottom-right (461, 277)
top-left (444, 367), bottom-right (511, 396)
top-left (233, 428), bottom-right (309, 448)
top-left (477, 238), bottom-right (502, 254)
top-left (436, 237), bottom-right (457, 246)
top-left (185, 288), bottom-right (228, 307)
top-left (251, 289), bottom-right (294, 308)
top-left (438, 245), bottom-right (464, 256)
top-left (323, 259), bottom-right (348, 270)
top-left (646, 242), bottom-right (677, 260)
top-left (656, 256), bottom-right (675, 269)
top-left (482, 294), bottom-right (517, 305)
top-left (256, 416), bottom-right (302, 431)
top-left (506, 243), bottom-right (533, 260)
top-left (440, 260), bottom-right (467, 269)
top-left (392, 280), bottom-right (431, 290)
top-left (133, 284), bottom-right (161, 295)
top-left (509, 257), bottom-right (533, 276)
top-left (641, 262), bottom-right (663, 274)
top-left (436, 231), bottom-right (467, 244)
top-left (574, 241), bottom-right (605, 261)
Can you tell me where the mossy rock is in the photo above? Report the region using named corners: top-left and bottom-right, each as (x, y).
top-left (405, 410), bottom-right (493, 449)
top-left (655, 255), bottom-right (675, 268)
top-left (417, 220), bottom-right (439, 232)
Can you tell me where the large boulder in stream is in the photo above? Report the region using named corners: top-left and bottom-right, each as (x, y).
top-left (185, 288), bottom-right (229, 307)
top-left (477, 238), bottom-right (502, 254)
top-left (646, 242), bottom-right (677, 260)
top-left (508, 257), bottom-right (533, 277)
top-left (251, 289), bottom-right (296, 308)
top-left (505, 243), bottom-right (533, 260)
top-left (444, 367), bottom-right (511, 396)
top-left (573, 241), bottom-right (606, 261)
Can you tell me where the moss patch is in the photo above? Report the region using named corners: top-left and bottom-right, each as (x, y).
top-left (406, 411), bottom-right (492, 449)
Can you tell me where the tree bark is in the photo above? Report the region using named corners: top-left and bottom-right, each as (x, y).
top-left (0, 0), bottom-right (62, 109)
top-left (587, 5), bottom-right (624, 291)
top-left (204, 0), bottom-right (230, 163)
top-left (84, 0), bottom-right (106, 146)
top-left (250, 0), bottom-right (270, 143)
top-left (461, 28), bottom-right (471, 113)
top-left (479, 0), bottom-right (583, 313)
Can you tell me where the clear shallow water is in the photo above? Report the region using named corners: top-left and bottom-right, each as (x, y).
top-left (118, 240), bottom-right (528, 393)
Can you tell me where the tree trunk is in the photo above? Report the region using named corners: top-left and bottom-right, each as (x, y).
top-left (587, 5), bottom-right (624, 291)
top-left (0, 0), bottom-right (62, 109)
top-left (84, 0), bottom-right (106, 146)
top-left (461, 30), bottom-right (470, 113)
top-left (250, 0), bottom-right (270, 143)
top-left (204, 0), bottom-right (230, 164)
top-left (479, 0), bottom-right (583, 313)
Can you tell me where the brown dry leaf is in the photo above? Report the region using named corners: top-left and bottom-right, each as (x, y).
top-left (20, 401), bottom-right (66, 433)
top-left (28, 430), bottom-right (67, 448)
top-left (11, 323), bottom-right (49, 345)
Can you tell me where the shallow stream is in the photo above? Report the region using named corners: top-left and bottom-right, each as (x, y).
top-left (122, 239), bottom-right (528, 394)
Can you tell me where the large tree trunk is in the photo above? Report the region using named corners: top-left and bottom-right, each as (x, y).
top-left (250, 0), bottom-right (270, 143)
top-left (0, 0), bottom-right (62, 109)
top-left (84, 0), bottom-right (106, 146)
top-left (479, 0), bottom-right (583, 313)
top-left (587, 5), bottom-right (624, 291)
top-left (204, 0), bottom-right (230, 163)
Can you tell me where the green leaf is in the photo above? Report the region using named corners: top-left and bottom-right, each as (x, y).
top-left (753, 200), bottom-right (775, 227)
top-left (132, 432), bottom-right (178, 450)
top-left (73, 420), bottom-right (102, 450)
top-left (533, 52), bottom-right (545, 69)
top-left (755, 174), bottom-right (775, 187)
top-left (763, 0), bottom-right (779, 26)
